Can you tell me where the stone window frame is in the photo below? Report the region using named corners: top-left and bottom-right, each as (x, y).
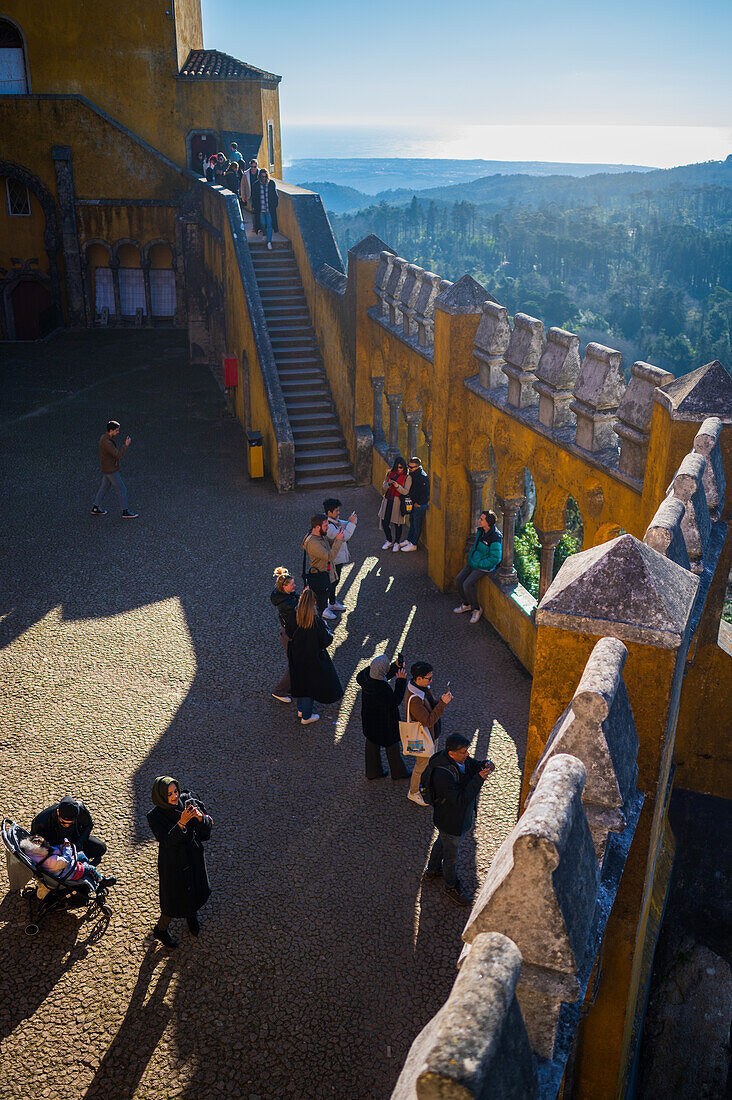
top-left (5, 177), bottom-right (31, 217)
top-left (0, 16), bottom-right (31, 94)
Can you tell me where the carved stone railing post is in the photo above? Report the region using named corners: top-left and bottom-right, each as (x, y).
top-left (385, 392), bottom-right (402, 464)
top-left (693, 416), bottom-right (726, 521)
top-left (399, 264), bottom-right (422, 339)
top-left (529, 637), bottom-right (640, 864)
top-left (496, 495), bottom-right (525, 587)
top-left (571, 343), bottom-right (626, 453)
top-left (414, 272), bottom-right (446, 348)
top-left (385, 257), bottom-right (409, 327)
top-left (473, 301), bottom-right (511, 390)
top-left (666, 452), bottom-right (711, 574)
top-left (373, 251), bottom-right (394, 319)
top-left (502, 313), bottom-right (545, 409)
top-left (466, 470), bottom-right (491, 555)
top-left (534, 327), bottom-right (581, 429)
top-left (644, 496), bottom-right (690, 568)
top-left (613, 361), bottom-right (673, 479)
top-left (535, 527), bottom-right (565, 602)
top-left (403, 408), bottom-right (421, 459)
top-left (371, 376), bottom-right (386, 445)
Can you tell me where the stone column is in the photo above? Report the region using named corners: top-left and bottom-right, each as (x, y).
top-left (371, 376), bottom-right (386, 445)
top-left (403, 409), bottom-right (422, 458)
top-left (385, 392), bottom-right (402, 464)
top-left (535, 527), bottom-right (565, 601)
top-left (466, 470), bottom-right (491, 554)
top-left (51, 145), bottom-right (86, 326)
top-left (496, 495), bottom-right (525, 588)
top-left (110, 258), bottom-right (121, 323)
top-left (141, 260), bottom-right (152, 324)
top-left (423, 427), bottom-right (432, 477)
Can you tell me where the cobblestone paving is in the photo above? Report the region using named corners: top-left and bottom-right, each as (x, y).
top-left (0, 331), bottom-right (531, 1100)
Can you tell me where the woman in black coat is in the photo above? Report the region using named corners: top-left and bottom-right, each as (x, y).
top-left (147, 776), bottom-right (213, 949)
top-left (251, 168), bottom-right (279, 242)
top-left (356, 655), bottom-right (410, 779)
top-left (286, 588), bottom-right (342, 727)
top-left (270, 565), bottom-right (299, 704)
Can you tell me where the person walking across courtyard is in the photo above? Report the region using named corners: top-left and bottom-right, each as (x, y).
top-left (422, 733), bottom-right (494, 907)
top-left (453, 510), bottom-right (502, 623)
top-left (302, 514), bottom-right (343, 620)
top-left (324, 497), bottom-right (357, 613)
top-left (270, 566), bottom-right (299, 704)
top-left (405, 661), bottom-right (451, 806)
top-left (91, 420), bottom-right (137, 517)
top-left (286, 588), bottom-right (343, 726)
top-left (356, 655), bottom-right (410, 780)
top-left (380, 456), bottom-right (411, 550)
top-left (147, 776), bottom-right (213, 949)
top-left (399, 456), bottom-right (429, 551)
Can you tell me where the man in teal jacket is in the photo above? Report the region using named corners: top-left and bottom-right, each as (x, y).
top-left (453, 510), bottom-right (502, 624)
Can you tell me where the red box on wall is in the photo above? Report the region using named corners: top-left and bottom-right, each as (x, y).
top-left (222, 354), bottom-right (238, 388)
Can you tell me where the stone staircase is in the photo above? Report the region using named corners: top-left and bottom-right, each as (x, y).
top-left (249, 239), bottom-right (355, 488)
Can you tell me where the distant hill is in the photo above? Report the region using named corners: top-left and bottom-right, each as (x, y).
top-left (297, 181), bottom-right (372, 214)
top-left (288, 157), bottom-right (655, 197)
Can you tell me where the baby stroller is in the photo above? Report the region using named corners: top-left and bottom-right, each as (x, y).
top-left (2, 818), bottom-right (113, 936)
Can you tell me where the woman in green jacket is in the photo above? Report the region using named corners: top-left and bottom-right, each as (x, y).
top-left (453, 510), bottom-right (502, 623)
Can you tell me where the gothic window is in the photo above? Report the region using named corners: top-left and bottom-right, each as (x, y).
top-left (0, 20), bottom-right (28, 93)
top-left (5, 177), bottom-right (31, 216)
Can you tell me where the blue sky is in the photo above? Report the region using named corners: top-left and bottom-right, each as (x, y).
top-left (201, 0), bottom-right (732, 164)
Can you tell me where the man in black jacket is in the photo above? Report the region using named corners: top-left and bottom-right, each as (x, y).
top-left (400, 457), bottom-right (429, 552)
top-left (422, 733), bottom-right (494, 906)
top-left (355, 654), bottom-right (410, 780)
top-left (31, 795), bottom-right (107, 866)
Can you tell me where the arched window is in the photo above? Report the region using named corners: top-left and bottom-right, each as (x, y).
top-left (148, 243), bottom-right (177, 317)
top-left (0, 20), bottom-right (28, 94)
top-left (117, 243), bottom-right (145, 316)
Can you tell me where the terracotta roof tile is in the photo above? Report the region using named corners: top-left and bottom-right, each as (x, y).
top-left (179, 49), bottom-right (280, 83)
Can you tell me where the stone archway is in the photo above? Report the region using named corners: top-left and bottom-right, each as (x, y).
top-left (0, 159), bottom-right (63, 338)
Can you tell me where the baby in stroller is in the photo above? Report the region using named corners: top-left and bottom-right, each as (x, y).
top-left (19, 835), bottom-right (115, 897)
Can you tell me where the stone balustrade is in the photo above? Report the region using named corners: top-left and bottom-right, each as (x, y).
top-left (529, 637), bottom-right (639, 863)
top-left (693, 416), bottom-right (726, 520)
top-left (613, 361), bottom-right (674, 479)
top-left (462, 754), bottom-right (599, 1061)
top-left (502, 312), bottom-right (545, 410)
top-left (570, 343), bottom-right (626, 453)
top-left (391, 933), bottom-right (538, 1100)
top-left (373, 253), bottom-right (448, 351)
top-left (415, 272), bottom-right (450, 348)
top-left (533, 327), bottom-right (581, 430)
top-left (643, 495), bottom-right (691, 569)
top-left (473, 300), bottom-right (511, 389)
top-left (666, 451), bottom-right (711, 574)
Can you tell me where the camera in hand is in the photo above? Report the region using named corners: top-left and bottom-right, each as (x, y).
top-left (397, 651), bottom-right (405, 668)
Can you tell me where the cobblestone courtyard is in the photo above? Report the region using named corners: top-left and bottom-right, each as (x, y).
top-left (0, 331), bottom-right (531, 1100)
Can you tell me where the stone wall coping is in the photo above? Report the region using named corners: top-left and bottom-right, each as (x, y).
top-left (315, 263), bottom-right (347, 297)
top-left (693, 416), bottom-right (726, 519)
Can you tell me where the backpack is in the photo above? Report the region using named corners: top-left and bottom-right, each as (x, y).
top-left (419, 756), bottom-right (452, 805)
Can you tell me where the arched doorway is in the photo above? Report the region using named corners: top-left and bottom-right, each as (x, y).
top-left (9, 279), bottom-right (53, 339)
top-left (187, 131), bottom-right (219, 171)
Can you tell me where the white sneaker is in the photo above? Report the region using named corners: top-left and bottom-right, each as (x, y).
top-left (322, 608), bottom-right (337, 620)
top-left (392, 543), bottom-right (401, 552)
top-left (469, 609), bottom-right (483, 624)
top-left (399, 539), bottom-right (410, 547)
top-left (329, 601), bottom-right (346, 612)
top-left (401, 541), bottom-right (417, 552)
top-left (407, 791), bottom-right (428, 807)
top-left (453, 604), bottom-right (471, 614)
top-left (301, 713), bottom-right (320, 725)
top-left (381, 541), bottom-right (393, 550)
top-left (271, 693), bottom-right (291, 703)
top-left (267, 242), bottom-right (273, 250)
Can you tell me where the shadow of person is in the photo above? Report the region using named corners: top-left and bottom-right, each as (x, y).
top-left (0, 891), bottom-right (105, 1041)
top-left (83, 947), bottom-right (177, 1100)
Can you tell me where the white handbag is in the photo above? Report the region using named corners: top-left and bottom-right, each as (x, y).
top-left (399, 694), bottom-right (435, 758)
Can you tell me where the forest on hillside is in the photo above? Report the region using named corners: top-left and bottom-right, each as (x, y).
top-left (331, 182), bottom-right (732, 378)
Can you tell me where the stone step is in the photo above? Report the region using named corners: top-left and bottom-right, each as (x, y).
top-left (262, 307), bottom-right (311, 321)
top-left (295, 459), bottom-right (354, 477)
top-left (295, 445), bottom-right (350, 462)
top-left (293, 433), bottom-right (346, 452)
top-left (291, 423), bottom-right (343, 440)
top-left (288, 410), bottom-right (338, 425)
top-left (266, 322), bottom-right (314, 335)
top-left (278, 365), bottom-right (325, 380)
top-left (295, 472), bottom-right (356, 488)
top-left (280, 379), bottom-right (330, 395)
top-left (270, 343), bottom-right (319, 356)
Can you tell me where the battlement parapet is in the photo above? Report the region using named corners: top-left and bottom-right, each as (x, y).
top-left (533, 327), bottom-right (582, 430)
top-left (503, 312), bottom-right (545, 410)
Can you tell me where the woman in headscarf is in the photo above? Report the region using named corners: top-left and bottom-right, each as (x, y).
top-left (285, 588), bottom-right (343, 726)
top-left (147, 776), bottom-right (212, 949)
top-left (356, 655), bottom-right (411, 780)
top-left (380, 456), bottom-right (412, 550)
